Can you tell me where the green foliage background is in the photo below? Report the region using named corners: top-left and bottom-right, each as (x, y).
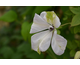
top-left (0, 6), bottom-right (80, 59)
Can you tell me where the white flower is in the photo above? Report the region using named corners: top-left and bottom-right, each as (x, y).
top-left (30, 11), bottom-right (67, 55)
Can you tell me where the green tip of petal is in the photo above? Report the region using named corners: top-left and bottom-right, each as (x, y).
top-left (37, 48), bottom-right (41, 55)
top-left (74, 51), bottom-right (80, 59)
top-left (46, 11), bottom-right (56, 23)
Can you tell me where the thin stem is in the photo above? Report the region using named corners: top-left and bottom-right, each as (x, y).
top-left (47, 48), bottom-right (57, 59)
top-left (60, 23), bottom-right (71, 27)
top-left (46, 51), bottom-right (55, 59)
top-left (48, 48), bottom-right (57, 59)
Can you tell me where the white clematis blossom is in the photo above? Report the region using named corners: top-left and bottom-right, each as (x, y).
top-left (30, 11), bottom-right (67, 55)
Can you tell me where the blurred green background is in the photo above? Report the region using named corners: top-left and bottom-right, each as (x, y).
top-left (0, 6), bottom-right (80, 59)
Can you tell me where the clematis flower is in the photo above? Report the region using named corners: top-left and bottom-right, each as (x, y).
top-left (30, 11), bottom-right (67, 55)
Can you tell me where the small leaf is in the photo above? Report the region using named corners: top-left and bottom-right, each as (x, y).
top-left (27, 52), bottom-right (44, 59)
top-left (74, 51), bottom-right (80, 59)
top-left (0, 10), bottom-right (17, 22)
top-left (1, 37), bottom-right (10, 45)
top-left (21, 6), bottom-right (35, 16)
top-left (57, 30), bottom-right (61, 35)
top-left (70, 50), bottom-right (76, 57)
top-left (11, 53), bottom-right (23, 59)
top-left (70, 26), bottom-right (75, 34)
top-left (67, 40), bottom-right (77, 50)
top-left (75, 40), bottom-right (80, 48)
top-left (71, 15), bottom-right (80, 26)
top-left (63, 16), bottom-right (68, 21)
top-left (11, 35), bottom-right (23, 40)
top-left (21, 22), bottom-right (32, 41)
top-left (65, 10), bottom-right (73, 16)
top-left (70, 7), bottom-right (80, 14)
top-left (0, 46), bottom-right (14, 58)
top-left (17, 42), bottom-right (32, 55)
top-left (57, 26), bottom-right (62, 29)
top-left (74, 25), bottom-right (80, 34)
top-left (60, 6), bottom-right (69, 13)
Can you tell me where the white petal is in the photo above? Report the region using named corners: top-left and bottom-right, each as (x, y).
top-left (31, 30), bottom-right (52, 52)
top-left (40, 11), bottom-right (61, 28)
top-left (40, 11), bottom-right (46, 19)
top-left (39, 31), bottom-right (52, 52)
top-left (53, 15), bottom-right (61, 28)
top-left (51, 30), bottom-right (67, 55)
top-left (30, 13), bottom-right (49, 33)
top-left (40, 11), bottom-right (52, 24)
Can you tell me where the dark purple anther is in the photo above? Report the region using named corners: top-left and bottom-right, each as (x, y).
top-left (49, 26), bottom-right (54, 31)
top-left (50, 27), bottom-right (54, 30)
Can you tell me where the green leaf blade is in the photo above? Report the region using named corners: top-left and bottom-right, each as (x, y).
top-left (71, 15), bottom-right (80, 26)
top-left (21, 22), bottom-right (29, 41)
top-left (70, 50), bottom-right (76, 57)
top-left (0, 10), bottom-right (17, 22)
top-left (70, 7), bottom-right (80, 14)
top-left (74, 25), bottom-right (80, 34)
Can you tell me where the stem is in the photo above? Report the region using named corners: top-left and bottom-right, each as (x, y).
top-left (46, 51), bottom-right (55, 59)
top-left (60, 23), bottom-right (71, 27)
top-left (47, 48), bottom-right (57, 59)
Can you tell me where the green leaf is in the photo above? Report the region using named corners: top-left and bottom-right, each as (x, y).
top-left (70, 27), bottom-right (75, 34)
top-left (11, 53), bottom-right (23, 59)
top-left (65, 10), bottom-right (73, 16)
top-left (57, 26), bottom-right (62, 29)
top-left (17, 42), bottom-right (32, 55)
top-left (67, 40), bottom-right (77, 50)
top-left (70, 25), bottom-right (80, 34)
top-left (71, 14), bottom-right (80, 26)
top-left (21, 22), bottom-right (32, 41)
top-left (70, 50), bottom-right (76, 57)
top-left (74, 25), bottom-right (80, 34)
top-left (11, 35), bottom-right (23, 40)
top-left (27, 52), bottom-right (44, 59)
top-left (75, 40), bottom-right (80, 48)
top-left (70, 7), bottom-right (80, 14)
top-left (21, 6), bottom-right (35, 16)
top-left (21, 22), bottom-right (28, 41)
top-left (63, 16), bottom-right (68, 21)
top-left (1, 37), bottom-right (10, 45)
top-left (57, 30), bottom-right (61, 35)
top-left (0, 46), bottom-right (14, 58)
top-left (60, 6), bottom-right (69, 13)
top-left (0, 10), bottom-right (17, 22)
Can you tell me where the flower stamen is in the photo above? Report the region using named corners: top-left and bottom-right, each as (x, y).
top-left (49, 26), bottom-right (54, 31)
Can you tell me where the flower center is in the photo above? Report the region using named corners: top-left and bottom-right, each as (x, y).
top-left (49, 26), bottom-right (54, 31)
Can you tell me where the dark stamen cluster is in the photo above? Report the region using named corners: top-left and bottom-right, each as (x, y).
top-left (49, 26), bottom-right (54, 31)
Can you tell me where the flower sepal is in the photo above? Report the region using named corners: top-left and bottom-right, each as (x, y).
top-left (37, 48), bottom-right (41, 55)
